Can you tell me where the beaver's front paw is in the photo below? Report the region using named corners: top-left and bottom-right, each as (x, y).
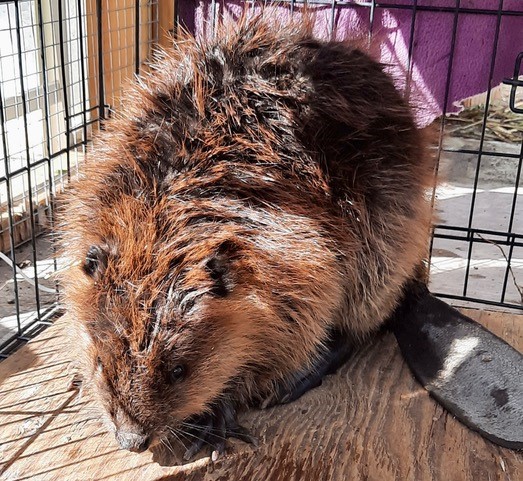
top-left (259, 330), bottom-right (353, 409)
top-left (182, 400), bottom-right (257, 461)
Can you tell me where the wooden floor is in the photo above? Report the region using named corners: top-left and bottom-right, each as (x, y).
top-left (0, 309), bottom-right (521, 481)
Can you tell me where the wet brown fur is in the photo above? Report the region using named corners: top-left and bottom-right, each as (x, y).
top-left (59, 15), bottom-right (434, 443)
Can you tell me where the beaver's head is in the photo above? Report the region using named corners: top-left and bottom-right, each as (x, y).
top-left (62, 187), bottom-right (342, 452)
top-left (63, 194), bottom-right (269, 451)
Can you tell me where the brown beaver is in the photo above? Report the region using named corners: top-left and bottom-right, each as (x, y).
top-left (61, 16), bottom-right (522, 459)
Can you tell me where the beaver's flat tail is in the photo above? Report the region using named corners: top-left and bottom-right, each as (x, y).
top-left (390, 283), bottom-right (523, 450)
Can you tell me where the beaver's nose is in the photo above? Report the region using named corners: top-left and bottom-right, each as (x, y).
top-left (116, 431), bottom-right (151, 452)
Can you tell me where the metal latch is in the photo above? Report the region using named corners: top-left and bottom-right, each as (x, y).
top-left (503, 52), bottom-right (523, 114)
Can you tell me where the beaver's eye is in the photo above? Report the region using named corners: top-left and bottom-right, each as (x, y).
top-left (83, 245), bottom-right (107, 278)
top-left (169, 365), bottom-right (186, 383)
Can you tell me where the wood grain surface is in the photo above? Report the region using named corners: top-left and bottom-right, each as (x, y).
top-left (0, 308), bottom-right (521, 481)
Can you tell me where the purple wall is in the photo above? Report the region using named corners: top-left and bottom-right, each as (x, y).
top-left (177, 0), bottom-right (523, 127)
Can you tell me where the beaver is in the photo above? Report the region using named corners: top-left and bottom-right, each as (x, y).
top-left (59, 15), bottom-right (523, 459)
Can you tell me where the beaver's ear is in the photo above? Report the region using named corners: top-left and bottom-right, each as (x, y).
top-left (82, 245), bottom-right (108, 281)
top-left (205, 241), bottom-right (238, 297)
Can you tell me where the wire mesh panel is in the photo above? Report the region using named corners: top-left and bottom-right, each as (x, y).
top-left (0, 0), bottom-right (160, 358)
top-left (177, 0), bottom-right (523, 310)
top-left (0, 0), bottom-right (522, 359)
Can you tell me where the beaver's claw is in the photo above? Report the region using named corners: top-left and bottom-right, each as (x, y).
top-left (183, 401), bottom-right (257, 461)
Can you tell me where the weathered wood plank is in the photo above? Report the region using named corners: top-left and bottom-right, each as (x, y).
top-left (1, 308), bottom-right (521, 481)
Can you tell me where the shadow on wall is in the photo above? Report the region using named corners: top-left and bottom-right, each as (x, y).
top-left (176, 0), bottom-right (523, 127)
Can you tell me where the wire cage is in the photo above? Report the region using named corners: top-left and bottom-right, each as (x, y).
top-left (0, 0), bottom-right (522, 360)
top-left (0, 0), bottom-right (166, 357)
